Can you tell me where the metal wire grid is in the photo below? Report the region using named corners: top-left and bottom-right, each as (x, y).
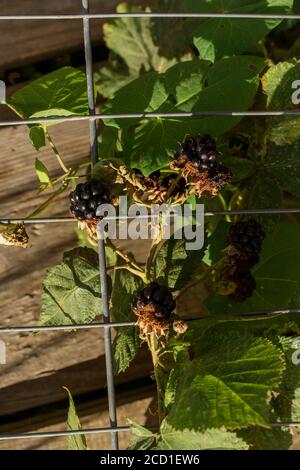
top-left (0, 1), bottom-right (300, 449)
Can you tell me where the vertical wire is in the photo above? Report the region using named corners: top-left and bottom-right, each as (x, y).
top-left (81, 0), bottom-right (119, 450)
top-left (82, 0), bottom-right (98, 167)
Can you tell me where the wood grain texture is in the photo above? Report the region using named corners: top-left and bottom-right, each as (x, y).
top-left (0, 385), bottom-right (156, 450)
top-left (0, 96), bottom-right (151, 416)
top-left (0, 0), bottom-right (153, 70)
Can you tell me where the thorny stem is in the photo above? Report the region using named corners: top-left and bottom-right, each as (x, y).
top-left (147, 332), bottom-right (166, 425)
top-left (146, 217), bottom-right (163, 279)
top-left (45, 129), bottom-right (69, 174)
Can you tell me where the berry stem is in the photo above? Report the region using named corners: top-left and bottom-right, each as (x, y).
top-left (146, 218), bottom-right (163, 279)
top-left (114, 265), bottom-right (148, 283)
top-left (45, 129), bottom-right (69, 174)
top-left (105, 238), bottom-right (148, 283)
top-left (147, 332), bottom-right (166, 425)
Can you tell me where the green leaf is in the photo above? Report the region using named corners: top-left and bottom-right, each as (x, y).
top-left (261, 61), bottom-right (300, 198)
top-left (8, 66), bottom-right (89, 121)
top-left (103, 71), bottom-right (168, 128)
top-left (266, 139), bottom-right (300, 199)
top-left (153, 1), bottom-right (201, 61)
top-left (204, 220), bottom-right (229, 266)
top-left (64, 387), bottom-right (87, 451)
top-left (113, 327), bottom-right (141, 376)
top-left (39, 248), bottom-right (104, 326)
top-left (191, 56), bottom-right (266, 112)
top-left (244, 174), bottom-right (282, 232)
top-left (127, 420), bottom-right (155, 450)
top-left (103, 3), bottom-right (176, 76)
top-left (263, 60), bottom-right (300, 111)
top-left (35, 158), bottom-right (52, 188)
top-left (263, 61), bottom-right (300, 146)
top-left (160, 420), bottom-right (249, 450)
top-left (124, 56), bottom-right (265, 174)
top-left (111, 270), bottom-right (143, 375)
top-left (163, 60), bottom-right (210, 111)
top-left (95, 3), bottom-right (177, 98)
top-left (30, 126), bottom-right (46, 150)
top-left (95, 61), bottom-right (135, 100)
top-left (206, 222), bottom-right (300, 314)
top-left (151, 234), bottom-right (206, 290)
top-left (167, 334), bottom-right (284, 431)
top-left (238, 426), bottom-right (292, 450)
top-left (273, 337), bottom-right (300, 425)
top-left (98, 126), bottom-right (122, 158)
top-left (192, 0), bottom-right (293, 62)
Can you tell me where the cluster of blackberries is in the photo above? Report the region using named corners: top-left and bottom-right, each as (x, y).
top-left (69, 179), bottom-right (110, 221)
top-left (132, 282), bottom-right (176, 318)
top-left (226, 220), bottom-right (265, 302)
top-left (228, 220), bottom-right (265, 260)
top-left (175, 134), bottom-right (219, 171)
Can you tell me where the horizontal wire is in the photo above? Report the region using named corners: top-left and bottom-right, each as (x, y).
top-left (0, 309), bottom-right (299, 334)
top-left (0, 421), bottom-right (298, 442)
top-left (0, 13), bottom-right (300, 20)
top-left (0, 321), bottom-right (137, 333)
top-left (1, 110), bottom-right (300, 127)
top-left (0, 316), bottom-right (204, 334)
top-left (1, 208), bottom-right (300, 225)
top-left (0, 426), bottom-right (130, 442)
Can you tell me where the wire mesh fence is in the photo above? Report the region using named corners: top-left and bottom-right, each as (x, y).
top-left (1, 0), bottom-right (300, 450)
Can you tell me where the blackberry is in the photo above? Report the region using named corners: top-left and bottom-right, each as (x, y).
top-left (228, 271), bottom-right (256, 302)
top-left (132, 282), bottom-right (176, 317)
top-left (229, 254), bottom-right (260, 273)
top-left (175, 134), bottom-right (219, 171)
top-left (228, 220), bottom-right (265, 256)
top-left (69, 179), bottom-right (110, 221)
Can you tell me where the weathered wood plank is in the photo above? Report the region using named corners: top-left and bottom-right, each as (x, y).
top-left (0, 0), bottom-right (152, 70)
top-left (0, 99), bottom-right (151, 415)
top-left (0, 385), bottom-right (156, 449)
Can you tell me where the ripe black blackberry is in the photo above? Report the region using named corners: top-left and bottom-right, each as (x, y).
top-left (132, 282), bottom-right (176, 318)
top-left (175, 134), bottom-right (219, 171)
top-left (228, 271), bottom-right (256, 302)
top-left (228, 219), bottom-right (265, 257)
top-left (132, 282), bottom-right (177, 338)
top-left (69, 179), bottom-right (110, 221)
